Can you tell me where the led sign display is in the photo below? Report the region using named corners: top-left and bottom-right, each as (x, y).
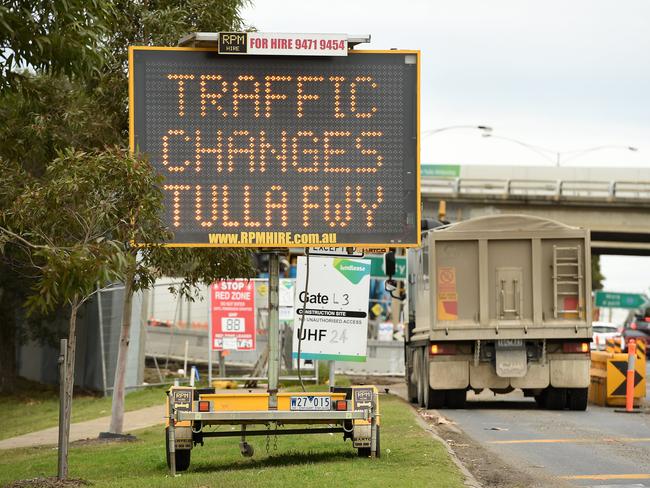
top-left (130, 47), bottom-right (419, 246)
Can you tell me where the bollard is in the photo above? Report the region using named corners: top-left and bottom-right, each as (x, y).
top-left (615, 339), bottom-right (640, 414)
top-left (625, 340), bottom-right (636, 412)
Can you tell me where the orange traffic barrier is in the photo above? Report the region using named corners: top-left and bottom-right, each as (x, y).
top-left (625, 340), bottom-right (637, 412)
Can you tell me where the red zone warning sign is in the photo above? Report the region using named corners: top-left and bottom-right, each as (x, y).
top-left (210, 280), bottom-right (255, 351)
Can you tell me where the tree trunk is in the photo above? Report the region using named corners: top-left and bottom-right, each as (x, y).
top-left (0, 287), bottom-right (17, 393)
top-left (60, 299), bottom-right (80, 480)
top-left (109, 265), bottom-right (136, 434)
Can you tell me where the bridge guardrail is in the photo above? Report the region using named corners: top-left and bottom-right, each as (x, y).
top-left (421, 177), bottom-right (650, 203)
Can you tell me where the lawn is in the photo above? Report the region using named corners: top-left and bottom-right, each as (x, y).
top-left (0, 395), bottom-right (464, 488)
top-left (0, 379), bottom-right (167, 440)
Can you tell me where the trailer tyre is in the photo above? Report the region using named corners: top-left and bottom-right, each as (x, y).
top-left (567, 388), bottom-right (588, 411)
top-left (165, 427), bottom-right (192, 472)
top-left (357, 426), bottom-right (380, 458)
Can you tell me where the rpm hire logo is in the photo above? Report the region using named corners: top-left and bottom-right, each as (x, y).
top-left (333, 259), bottom-right (370, 284)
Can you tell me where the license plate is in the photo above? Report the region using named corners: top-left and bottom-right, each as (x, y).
top-left (290, 395), bottom-right (331, 411)
top-left (496, 339), bottom-right (523, 348)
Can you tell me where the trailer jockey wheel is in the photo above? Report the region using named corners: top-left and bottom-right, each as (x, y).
top-left (239, 441), bottom-right (254, 457)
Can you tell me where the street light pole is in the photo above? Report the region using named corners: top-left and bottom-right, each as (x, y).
top-left (482, 134), bottom-right (638, 166)
top-left (422, 125), bottom-right (493, 138)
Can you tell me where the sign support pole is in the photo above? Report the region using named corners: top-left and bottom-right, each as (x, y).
top-left (268, 252), bottom-right (280, 409)
top-left (219, 352), bottom-right (226, 378)
top-left (208, 305), bottom-right (212, 386)
top-left (329, 361), bottom-right (335, 387)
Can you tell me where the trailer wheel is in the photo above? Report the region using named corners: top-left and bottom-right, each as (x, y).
top-left (445, 389), bottom-right (466, 409)
top-left (544, 387), bottom-right (567, 410)
top-left (165, 427), bottom-right (192, 472)
top-left (567, 388), bottom-right (588, 411)
top-left (357, 426), bottom-right (380, 458)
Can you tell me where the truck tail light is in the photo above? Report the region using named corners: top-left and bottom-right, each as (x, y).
top-left (334, 400), bottom-right (348, 411)
top-left (430, 343), bottom-right (457, 355)
top-left (562, 342), bottom-right (589, 354)
top-left (198, 400), bottom-right (211, 412)
top-left (631, 322), bottom-right (638, 330)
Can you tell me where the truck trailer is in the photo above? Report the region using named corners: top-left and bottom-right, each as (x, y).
top-left (404, 214), bottom-right (592, 410)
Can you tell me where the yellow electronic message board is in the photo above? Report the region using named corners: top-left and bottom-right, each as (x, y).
top-left (129, 47), bottom-right (419, 247)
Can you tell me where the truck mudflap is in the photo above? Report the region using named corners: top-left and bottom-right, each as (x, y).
top-left (428, 355), bottom-right (590, 390)
top-left (550, 356), bottom-right (591, 388)
top-left (495, 339), bottom-right (527, 378)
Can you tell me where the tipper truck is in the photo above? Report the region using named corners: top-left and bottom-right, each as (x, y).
top-left (404, 214), bottom-right (592, 410)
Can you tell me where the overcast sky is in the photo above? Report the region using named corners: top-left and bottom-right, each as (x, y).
top-left (242, 0), bottom-right (650, 312)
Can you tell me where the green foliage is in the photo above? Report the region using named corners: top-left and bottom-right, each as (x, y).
top-left (0, 0), bottom-right (255, 390)
top-left (0, 76), bottom-right (123, 177)
top-left (591, 254), bottom-right (605, 291)
top-left (0, 0), bottom-right (114, 89)
top-left (3, 148), bottom-right (169, 313)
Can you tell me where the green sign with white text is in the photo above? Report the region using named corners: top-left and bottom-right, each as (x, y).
top-left (421, 164), bottom-right (460, 178)
top-left (595, 291), bottom-right (648, 309)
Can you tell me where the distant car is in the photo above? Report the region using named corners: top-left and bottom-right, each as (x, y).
top-left (591, 321), bottom-right (620, 350)
top-left (621, 307), bottom-right (650, 350)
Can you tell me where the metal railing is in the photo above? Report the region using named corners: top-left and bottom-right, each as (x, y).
top-left (421, 177), bottom-right (650, 203)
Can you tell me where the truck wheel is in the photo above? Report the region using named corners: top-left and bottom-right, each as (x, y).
top-left (165, 427), bottom-right (192, 472)
top-left (567, 388), bottom-right (588, 411)
top-left (445, 389), bottom-right (466, 409)
top-left (419, 347), bottom-right (430, 408)
top-left (544, 387), bottom-right (566, 410)
top-left (406, 348), bottom-right (418, 403)
top-left (426, 388), bottom-right (445, 409)
top-left (415, 349), bottom-right (426, 407)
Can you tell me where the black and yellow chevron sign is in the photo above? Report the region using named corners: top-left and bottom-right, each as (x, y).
top-left (605, 337), bottom-right (621, 354)
top-left (606, 355), bottom-right (646, 397)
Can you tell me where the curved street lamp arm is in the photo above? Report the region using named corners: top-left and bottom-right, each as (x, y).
top-left (559, 145), bottom-right (638, 164)
top-left (482, 134), bottom-right (557, 164)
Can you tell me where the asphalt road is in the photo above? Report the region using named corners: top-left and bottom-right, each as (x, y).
top-left (433, 361), bottom-right (650, 488)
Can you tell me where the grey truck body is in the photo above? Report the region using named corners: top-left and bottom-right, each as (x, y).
top-left (405, 214), bottom-right (592, 409)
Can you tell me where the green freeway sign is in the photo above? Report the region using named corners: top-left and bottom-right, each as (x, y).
top-left (420, 164), bottom-right (460, 178)
top-left (367, 255), bottom-right (406, 279)
top-left (595, 291), bottom-right (649, 309)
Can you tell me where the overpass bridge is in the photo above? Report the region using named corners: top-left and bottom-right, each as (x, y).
top-left (420, 165), bottom-right (650, 255)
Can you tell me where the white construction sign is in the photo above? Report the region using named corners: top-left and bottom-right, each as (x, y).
top-left (292, 256), bottom-right (370, 362)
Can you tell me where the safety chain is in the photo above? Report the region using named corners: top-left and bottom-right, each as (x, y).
top-left (273, 424), bottom-right (278, 451)
top-left (265, 424), bottom-right (271, 453)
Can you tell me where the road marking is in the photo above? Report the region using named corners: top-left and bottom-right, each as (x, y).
top-left (560, 474), bottom-right (650, 481)
top-left (489, 437), bottom-right (650, 445)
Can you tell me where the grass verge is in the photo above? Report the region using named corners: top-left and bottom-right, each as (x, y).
top-left (0, 379), bottom-right (167, 441)
top-left (0, 395), bottom-right (464, 488)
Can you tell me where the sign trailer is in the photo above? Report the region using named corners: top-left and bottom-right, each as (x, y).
top-left (134, 33), bottom-right (415, 473)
